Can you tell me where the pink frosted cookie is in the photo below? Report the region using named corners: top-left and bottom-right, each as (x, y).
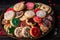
top-left (26, 2), bottom-right (34, 10)
top-left (33, 16), bottom-right (42, 23)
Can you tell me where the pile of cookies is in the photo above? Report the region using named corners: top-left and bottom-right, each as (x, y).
top-left (2, 2), bottom-right (53, 38)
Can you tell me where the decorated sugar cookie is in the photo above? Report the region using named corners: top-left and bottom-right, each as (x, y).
top-left (26, 2), bottom-right (34, 10)
top-left (40, 24), bottom-right (49, 32)
top-left (15, 11), bottom-right (24, 18)
top-left (36, 10), bottom-right (46, 18)
top-left (14, 27), bottom-right (23, 38)
top-left (10, 18), bottom-right (21, 26)
top-left (4, 10), bottom-right (15, 20)
top-left (13, 2), bottom-right (24, 11)
top-left (25, 10), bottom-right (35, 18)
top-left (30, 27), bottom-right (41, 38)
top-left (22, 26), bottom-right (31, 38)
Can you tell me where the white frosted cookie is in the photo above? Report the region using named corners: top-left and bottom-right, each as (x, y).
top-left (14, 27), bottom-right (23, 38)
top-left (14, 3), bottom-right (24, 11)
top-left (36, 10), bottom-right (46, 18)
top-left (4, 11), bottom-right (15, 20)
top-left (20, 15), bottom-right (27, 21)
top-left (22, 26), bottom-right (31, 38)
top-left (40, 3), bottom-right (51, 13)
top-left (24, 10), bottom-right (35, 18)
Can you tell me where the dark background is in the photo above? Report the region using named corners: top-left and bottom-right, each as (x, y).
top-left (0, 0), bottom-right (60, 40)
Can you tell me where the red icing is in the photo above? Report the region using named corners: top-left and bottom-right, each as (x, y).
top-left (31, 27), bottom-right (40, 37)
top-left (34, 8), bottom-right (40, 13)
top-left (6, 8), bottom-right (14, 12)
top-left (33, 16), bottom-right (42, 23)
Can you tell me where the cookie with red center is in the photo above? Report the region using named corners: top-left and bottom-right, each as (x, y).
top-left (30, 27), bottom-right (41, 38)
top-left (33, 16), bottom-right (42, 23)
top-left (34, 8), bottom-right (40, 13)
top-left (26, 2), bottom-right (34, 10)
top-left (20, 21), bottom-right (28, 27)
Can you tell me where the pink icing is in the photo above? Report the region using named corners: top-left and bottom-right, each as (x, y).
top-left (26, 2), bottom-right (34, 9)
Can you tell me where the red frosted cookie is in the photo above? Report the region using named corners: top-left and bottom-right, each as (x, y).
top-left (33, 16), bottom-right (42, 23)
top-left (26, 2), bottom-right (34, 10)
top-left (30, 27), bottom-right (41, 38)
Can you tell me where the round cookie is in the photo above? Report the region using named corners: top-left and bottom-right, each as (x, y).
top-left (14, 27), bottom-right (23, 38)
top-left (10, 18), bottom-right (21, 26)
top-left (36, 10), bottom-right (46, 18)
top-left (30, 27), bottom-right (41, 38)
top-left (40, 24), bottom-right (49, 32)
top-left (15, 11), bottom-right (24, 18)
top-left (22, 26), bottom-right (31, 38)
top-left (13, 2), bottom-right (24, 11)
top-left (4, 10), bottom-right (15, 20)
top-left (33, 16), bottom-right (42, 23)
top-left (25, 10), bottom-right (35, 18)
top-left (26, 2), bottom-right (34, 10)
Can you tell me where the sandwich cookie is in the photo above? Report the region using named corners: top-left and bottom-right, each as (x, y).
top-left (10, 18), bottom-right (21, 26)
top-left (4, 10), bottom-right (15, 20)
top-left (30, 27), bottom-right (41, 38)
top-left (40, 3), bottom-right (51, 14)
top-left (25, 10), bottom-right (35, 18)
top-left (26, 2), bottom-right (34, 10)
top-left (40, 24), bottom-right (49, 32)
top-left (14, 27), bottom-right (23, 38)
top-left (13, 2), bottom-right (24, 11)
top-left (22, 26), bottom-right (31, 38)
top-left (15, 11), bottom-right (24, 18)
top-left (36, 10), bottom-right (46, 18)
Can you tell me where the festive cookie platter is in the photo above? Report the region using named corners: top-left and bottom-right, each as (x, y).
top-left (2, 1), bottom-right (54, 39)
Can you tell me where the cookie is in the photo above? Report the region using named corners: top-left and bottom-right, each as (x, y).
top-left (13, 2), bottom-right (24, 11)
top-left (30, 27), bottom-right (41, 38)
top-left (33, 16), bottom-right (42, 23)
top-left (22, 26), bottom-right (31, 38)
top-left (36, 10), bottom-right (46, 18)
top-left (15, 11), bottom-right (24, 18)
top-left (10, 18), bottom-right (21, 26)
top-left (4, 10), bottom-right (15, 20)
top-left (40, 24), bottom-right (49, 32)
top-left (40, 3), bottom-right (51, 14)
top-left (20, 15), bottom-right (27, 21)
top-left (20, 21), bottom-right (28, 27)
top-left (26, 2), bottom-right (34, 10)
top-left (14, 27), bottom-right (23, 38)
top-left (2, 19), bottom-right (10, 25)
top-left (26, 18), bottom-right (36, 26)
top-left (25, 10), bottom-right (35, 18)
top-left (8, 26), bottom-right (15, 34)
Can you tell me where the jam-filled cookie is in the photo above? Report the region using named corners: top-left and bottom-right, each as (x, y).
top-left (30, 27), bottom-right (41, 38)
top-left (24, 10), bottom-right (35, 18)
top-left (14, 27), bottom-right (23, 38)
top-left (13, 2), bottom-right (24, 11)
top-left (15, 11), bottom-right (24, 18)
top-left (36, 10), bottom-right (46, 18)
top-left (22, 26), bottom-right (31, 38)
top-left (4, 10), bottom-right (15, 20)
top-left (26, 2), bottom-right (34, 10)
top-left (10, 18), bottom-right (21, 26)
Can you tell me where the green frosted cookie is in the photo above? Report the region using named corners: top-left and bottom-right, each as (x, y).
top-left (10, 18), bottom-right (21, 26)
